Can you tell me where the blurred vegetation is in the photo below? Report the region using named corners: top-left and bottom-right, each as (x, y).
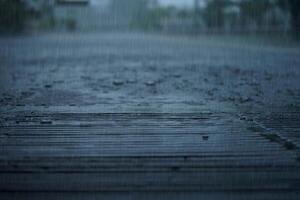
top-left (0, 0), bottom-right (27, 33)
top-left (240, 1), bottom-right (271, 22)
top-left (130, 7), bottom-right (173, 31)
top-left (0, 0), bottom-right (299, 38)
top-left (203, 0), bottom-right (229, 28)
top-left (65, 18), bottom-right (77, 31)
top-left (129, 0), bottom-right (300, 38)
top-left (38, 16), bottom-right (56, 30)
top-left (277, 0), bottom-right (300, 36)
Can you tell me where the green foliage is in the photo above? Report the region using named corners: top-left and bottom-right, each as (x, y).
top-left (239, 0), bottom-right (272, 26)
top-left (202, 0), bottom-right (230, 28)
top-left (39, 17), bottom-right (56, 30)
top-left (0, 0), bottom-right (27, 32)
top-left (130, 7), bottom-right (173, 31)
top-left (65, 18), bottom-right (77, 31)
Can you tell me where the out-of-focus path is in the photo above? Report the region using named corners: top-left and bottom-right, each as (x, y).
top-left (0, 33), bottom-right (299, 112)
top-left (0, 32), bottom-right (300, 199)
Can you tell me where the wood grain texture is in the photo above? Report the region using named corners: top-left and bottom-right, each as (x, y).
top-left (0, 112), bottom-right (299, 193)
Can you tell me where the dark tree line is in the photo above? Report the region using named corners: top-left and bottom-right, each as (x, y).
top-left (0, 0), bottom-right (27, 33)
top-left (277, 0), bottom-right (300, 36)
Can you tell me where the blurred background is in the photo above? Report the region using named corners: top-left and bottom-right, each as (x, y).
top-left (0, 0), bottom-right (299, 39)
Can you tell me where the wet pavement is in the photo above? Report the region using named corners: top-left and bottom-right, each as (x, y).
top-left (1, 33), bottom-right (300, 112)
top-left (0, 32), bottom-right (300, 199)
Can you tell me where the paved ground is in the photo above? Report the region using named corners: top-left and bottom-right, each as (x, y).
top-left (0, 32), bottom-right (300, 199)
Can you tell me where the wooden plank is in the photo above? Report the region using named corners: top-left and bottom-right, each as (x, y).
top-left (1, 191), bottom-right (300, 200)
top-left (254, 111), bottom-right (300, 146)
top-left (1, 171), bottom-right (300, 192)
top-left (0, 113), bottom-right (299, 192)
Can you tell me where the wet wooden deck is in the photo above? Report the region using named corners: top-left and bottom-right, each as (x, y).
top-left (0, 112), bottom-right (300, 199)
